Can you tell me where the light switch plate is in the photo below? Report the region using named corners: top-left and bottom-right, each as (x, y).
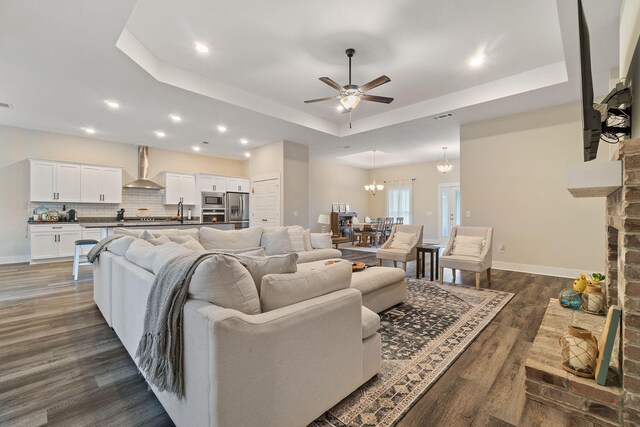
top-left (466, 211), bottom-right (471, 218)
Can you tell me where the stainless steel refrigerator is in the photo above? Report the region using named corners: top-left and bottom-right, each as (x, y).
top-left (225, 192), bottom-right (249, 228)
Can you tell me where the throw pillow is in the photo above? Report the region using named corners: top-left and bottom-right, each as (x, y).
top-left (234, 253), bottom-right (298, 293)
top-left (451, 235), bottom-right (485, 257)
top-left (168, 235), bottom-right (206, 251)
top-left (260, 260), bottom-right (351, 312)
top-left (239, 247), bottom-right (265, 257)
top-left (113, 228), bottom-right (143, 237)
top-left (260, 229), bottom-right (291, 256)
top-left (152, 242), bottom-right (193, 275)
top-left (106, 236), bottom-right (136, 256)
top-left (125, 239), bottom-right (159, 272)
top-left (147, 235), bottom-right (171, 246)
top-left (188, 254), bottom-right (261, 315)
top-left (199, 226), bottom-right (263, 250)
top-left (138, 230), bottom-right (156, 240)
top-left (302, 229), bottom-right (312, 251)
top-left (288, 228), bottom-right (306, 252)
top-left (309, 233), bottom-right (331, 249)
top-left (389, 231), bottom-right (417, 251)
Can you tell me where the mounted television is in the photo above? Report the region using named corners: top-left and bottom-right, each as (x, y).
top-left (578, 0), bottom-right (632, 162)
top-left (578, 0), bottom-right (602, 162)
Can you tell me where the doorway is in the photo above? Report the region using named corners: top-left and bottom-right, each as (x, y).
top-left (250, 175), bottom-right (281, 227)
top-left (438, 183), bottom-right (461, 244)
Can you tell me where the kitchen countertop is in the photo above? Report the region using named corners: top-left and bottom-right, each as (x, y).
top-left (28, 217), bottom-right (235, 228)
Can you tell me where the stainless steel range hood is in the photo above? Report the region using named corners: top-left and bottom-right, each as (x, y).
top-left (123, 146), bottom-right (165, 189)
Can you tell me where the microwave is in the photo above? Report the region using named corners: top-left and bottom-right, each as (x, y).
top-left (202, 192), bottom-right (225, 209)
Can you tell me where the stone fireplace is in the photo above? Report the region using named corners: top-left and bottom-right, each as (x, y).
top-left (606, 138), bottom-right (640, 425)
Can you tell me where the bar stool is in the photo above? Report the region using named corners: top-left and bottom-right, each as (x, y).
top-left (73, 239), bottom-right (98, 280)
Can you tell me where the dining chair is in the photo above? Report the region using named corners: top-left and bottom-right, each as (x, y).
top-left (395, 217), bottom-right (404, 225)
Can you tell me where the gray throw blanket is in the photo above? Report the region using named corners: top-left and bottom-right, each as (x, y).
top-left (136, 252), bottom-right (217, 398)
top-left (87, 234), bottom-right (123, 263)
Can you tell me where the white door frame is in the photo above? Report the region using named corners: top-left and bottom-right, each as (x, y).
top-left (437, 182), bottom-right (460, 244)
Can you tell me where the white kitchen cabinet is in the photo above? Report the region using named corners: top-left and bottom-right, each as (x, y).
top-left (30, 160), bottom-right (81, 202)
top-left (227, 178), bottom-right (250, 193)
top-left (164, 173), bottom-right (196, 205)
top-left (30, 224), bottom-right (81, 261)
top-left (80, 165), bottom-right (122, 203)
top-left (197, 174), bottom-right (227, 193)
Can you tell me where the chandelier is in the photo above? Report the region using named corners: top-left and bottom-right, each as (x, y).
top-left (364, 149), bottom-right (384, 195)
top-left (436, 146), bottom-right (453, 173)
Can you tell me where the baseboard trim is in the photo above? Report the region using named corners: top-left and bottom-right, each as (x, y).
top-left (491, 261), bottom-right (587, 279)
top-left (0, 255), bottom-right (31, 265)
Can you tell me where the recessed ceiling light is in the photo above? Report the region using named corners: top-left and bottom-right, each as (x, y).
top-left (192, 145), bottom-right (201, 152)
top-left (154, 130), bottom-right (166, 138)
top-left (217, 125), bottom-right (227, 133)
top-left (337, 105), bottom-right (344, 112)
top-left (240, 138), bottom-right (248, 145)
top-left (169, 114), bottom-right (182, 122)
top-left (244, 152), bottom-right (251, 158)
top-left (194, 41), bottom-right (209, 54)
top-left (104, 100), bottom-right (120, 109)
top-left (469, 54), bottom-right (485, 68)
top-left (82, 127), bottom-right (96, 134)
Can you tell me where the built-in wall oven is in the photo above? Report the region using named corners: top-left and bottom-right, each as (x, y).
top-left (202, 192), bottom-right (225, 209)
top-left (202, 209), bottom-right (226, 224)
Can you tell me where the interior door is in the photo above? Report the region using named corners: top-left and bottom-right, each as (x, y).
top-left (438, 183), bottom-right (461, 244)
top-left (251, 177), bottom-right (280, 227)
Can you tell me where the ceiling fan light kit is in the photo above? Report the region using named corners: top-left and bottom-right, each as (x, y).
top-left (304, 48), bottom-right (394, 127)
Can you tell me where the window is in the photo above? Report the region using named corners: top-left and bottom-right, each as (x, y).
top-left (386, 180), bottom-right (413, 224)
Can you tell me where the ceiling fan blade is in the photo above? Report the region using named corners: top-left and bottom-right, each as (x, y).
top-left (361, 94), bottom-right (394, 104)
top-left (359, 75), bottom-right (391, 92)
top-left (319, 77), bottom-right (343, 91)
top-left (304, 96), bottom-right (338, 104)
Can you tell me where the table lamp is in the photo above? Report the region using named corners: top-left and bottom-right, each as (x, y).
top-left (317, 213), bottom-right (330, 233)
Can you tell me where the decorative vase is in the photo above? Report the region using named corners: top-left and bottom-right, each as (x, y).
top-left (559, 326), bottom-right (599, 378)
top-left (581, 284), bottom-right (606, 315)
top-left (559, 289), bottom-right (582, 310)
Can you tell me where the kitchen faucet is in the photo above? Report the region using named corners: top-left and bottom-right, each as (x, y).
top-left (177, 201), bottom-right (184, 224)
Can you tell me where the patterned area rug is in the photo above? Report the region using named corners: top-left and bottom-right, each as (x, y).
top-left (310, 278), bottom-right (514, 427)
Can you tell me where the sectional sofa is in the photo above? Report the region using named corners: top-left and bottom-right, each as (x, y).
top-left (92, 226), bottom-right (407, 426)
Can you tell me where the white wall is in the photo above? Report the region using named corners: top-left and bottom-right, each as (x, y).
top-left (283, 141), bottom-right (309, 228)
top-left (308, 159), bottom-right (369, 232)
top-left (368, 159), bottom-right (461, 242)
top-left (0, 124), bottom-right (247, 264)
top-left (460, 102), bottom-right (606, 277)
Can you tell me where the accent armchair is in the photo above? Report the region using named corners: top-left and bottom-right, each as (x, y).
top-left (439, 226), bottom-right (493, 289)
top-left (376, 224), bottom-right (424, 271)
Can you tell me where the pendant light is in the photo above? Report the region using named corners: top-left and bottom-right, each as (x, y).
top-left (364, 149), bottom-right (384, 195)
top-left (437, 146), bottom-right (453, 173)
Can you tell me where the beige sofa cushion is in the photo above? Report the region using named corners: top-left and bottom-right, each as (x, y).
top-left (106, 236), bottom-right (136, 256)
top-left (124, 239), bottom-right (158, 272)
top-left (296, 248), bottom-right (343, 264)
top-left (188, 255), bottom-right (261, 315)
top-left (235, 253), bottom-right (298, 293)
top-left (200, 226), bottom-right (263, 250)
top-left (147, 235), bottom-right (171, 246)
top-left (168, 235), bottom-right (206, 251)
top-left (152, 242), bottom-right (193, 275)
top-left (310, 233), bottom-right (332, 249)
top-left (260, 260), bottom-right (352, 311)
top-left (113, 227), bottom-right (143, 237)
top-left (260, 229), bottom-right (291, 255)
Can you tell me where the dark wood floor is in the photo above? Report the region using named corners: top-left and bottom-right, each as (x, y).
top-left (0, 251), bottom-right (593, 426)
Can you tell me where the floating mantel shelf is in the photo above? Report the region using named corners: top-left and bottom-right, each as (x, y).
top-left (566, 160), bottom-right (622, 198)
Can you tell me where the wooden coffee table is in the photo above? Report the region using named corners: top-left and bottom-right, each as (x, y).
top-left (415, 244), bottom-right (441, 281)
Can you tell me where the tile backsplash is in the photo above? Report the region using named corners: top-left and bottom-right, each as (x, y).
top-left (29, 188), bottom-right (196, 219)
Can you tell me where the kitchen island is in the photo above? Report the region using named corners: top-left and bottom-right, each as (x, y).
top-left (28, 218), bottom-right (235, 262)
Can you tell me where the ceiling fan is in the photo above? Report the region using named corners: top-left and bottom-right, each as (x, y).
top-left (304, 48), bottom-right (394, 115)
